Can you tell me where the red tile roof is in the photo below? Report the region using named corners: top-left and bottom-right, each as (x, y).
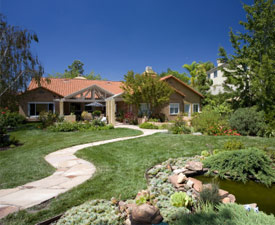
top-left (28, 78), bottom-right (124, 97)
top-left (160, 75), bottom-right (204, 98)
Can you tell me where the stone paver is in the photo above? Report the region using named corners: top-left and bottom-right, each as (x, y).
top-left (0, 124), bottom-right (166, 219)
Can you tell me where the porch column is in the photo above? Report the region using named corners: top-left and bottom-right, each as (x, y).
top-left (59, 100), bottom-right (64, 116)
top-left (106, 98), bottom-right (116, 125)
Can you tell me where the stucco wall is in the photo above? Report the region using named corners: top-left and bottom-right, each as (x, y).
top-left (19, 87), bottom-right (60, 117)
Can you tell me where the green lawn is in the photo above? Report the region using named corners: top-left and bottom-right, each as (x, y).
top-left (0, 125), bottom-right (142, 189)
top-left (1, 132), bottom-right (275, 225)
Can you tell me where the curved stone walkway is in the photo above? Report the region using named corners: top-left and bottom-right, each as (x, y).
top-left (0, 125), bottom-right (166, 219)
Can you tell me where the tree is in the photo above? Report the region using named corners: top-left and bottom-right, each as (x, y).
top-left (183, 61), bottom-right (198, 87)
top-left (122, 70), bottom-right (173, 117)
top-left (0, 14), bottom-right (43, 109)
top-left (49, 60), bottom-right (103, 80)
top-left (218, 0), bottom-right (275, 116)
top-left (159, 68), bottom-right (190, 84)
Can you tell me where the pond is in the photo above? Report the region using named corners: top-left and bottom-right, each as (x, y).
top-left (195, 175), bottom-right (275, 215)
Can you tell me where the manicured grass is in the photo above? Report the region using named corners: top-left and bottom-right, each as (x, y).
top-left (2, 133), bottom-right (274, 225)
top-left (0, 125), bottom-right (142, 189)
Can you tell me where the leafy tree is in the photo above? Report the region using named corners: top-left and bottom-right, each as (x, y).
top-left (122, 70), bottom-right (173, 117)
top-left (159, 68), bottom-right (190, 84)
top-left (0, 14), bottom-right (43, 110)
top-left (218, 0), bottom-right (275, 118)
top-left (183, 61), bottom-right (198, 87)
top-left (49, 60), bottom-right (103, 80)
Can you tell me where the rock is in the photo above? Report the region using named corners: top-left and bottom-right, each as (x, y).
top-left (168, 174), bottom-right (184, 188)
top-left (131, 204), bottom-right (163, 224)
top-left (183, 170), bottom-right (198, 176)
top-left (213, 170), bottom-right (219, 174)
top-left (202, 183), bottom-right (212, 190)
top-left (119, 201), bottom-right (127, 212)
top-left (185, 161), bottom-right (203, 171)
top-left (219, 189), bottom-right (229, 198)
top-left (124, 218), bottom-right (132, 225)
top-left (186, 179), bottom-right (194, 189)
top-left (177, 173), bottom-right (187, 184)
top-left (222, 197), bottom-right (231, 204)
top-left (172, 166), bottom-right (178, 170)
top-left (173, 168), bottom-right (188, 175)
top-left (188, 178), bottom-right (203, 192)
top-left (246, 203), bottom-right (257, 208)
top-left (228, 194), bottom-right (236, 203)
top-left (193, 132), bottom-right (202, 136)
top-left (126, 203), bottom-right (137, 214)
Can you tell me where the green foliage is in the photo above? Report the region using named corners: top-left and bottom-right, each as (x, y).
top-left (223, 139), bottom-right (244, 150)
top-left (139, 122), bottom-right (159, 129)
top-left (191, 108), bottom-right (228, 135)
top-left (0, 14), bottom-right (43, 109)
top-left (203, 148), bottom-right (275, 186)
top-left (48, 121), bottom-right (111, 132)
top-left (170, 114), bottom-right (191, 134)
top-left (170, 192), bottom-right (192, 208)
top-left (218, 0), bottom-right (275, 117)
top-left (229, 107), bottom-right (267, 136)
top-left (135, 190), bottom-right (150, 205)
top-left (92, 110), bottom-right (101, 117)
top-left (0, 107), bottom-right (25, 128)
top-left (122, 70), bottom-right (173, 117)
top-left (159, 68), bottom-right (190, 84)
top-left (172, 203), bottom-right (275, 225)
top-left (199, 183), bottom-right (221, 206)
top-left (39, 111), bottom-right (63, 128)
top-left (48, 60), bottom-right (104, 80)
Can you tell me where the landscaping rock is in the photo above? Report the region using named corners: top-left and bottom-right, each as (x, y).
top-left (177, 173), bottom-right (187, 184)
top-left (173, 168), bottom-right (188, 175)
top-left (219, 189), bottom-right (229, 198)
top-left (131, 204), bottom-right (163, 224)
top-left (185, 161), bottom-right (203, 171)
top-left (186, 179), bottom-right (194, 189)
top-left (168, 175), bottom-right (184, 188)
top-left (222, 197), bottom-right (231, 204)
top-left (192, 132), bottom-right (202, 136)
top-left (228, 194), bottom-right (236, 203)
top-left (188, 178), bottom-right (203, 192)
top-left (183, 170), bottom-right (198, 176)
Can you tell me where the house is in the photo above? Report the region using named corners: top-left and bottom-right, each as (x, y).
top-left (19, 68), bottom-right (204, 124)
top-left (207, 60), bottom-right (236, 95)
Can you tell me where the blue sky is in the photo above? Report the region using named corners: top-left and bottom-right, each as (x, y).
top-left (1, 0), bottom-right (252, 81)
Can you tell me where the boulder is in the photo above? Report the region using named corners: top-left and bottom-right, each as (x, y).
top-left (177, 173), bottom-right (187, 184)
top-left (188, 178), bottom-right (203, 192)
top-left (228, 194), bottom-right (236, 203)
top-left (219, 189), bottom-right (229, 198)
top-left (183, 170), bottom-right (198, 176)
top-left (131, 204), bottom-right (163, 224)
top-left (186, 179), bottom-right (194, 189)
top-left (222, 197), bottom-right (231, 204)
top-left (168, 174), bottom-right (185, 188)
top-left (185, 161), bottom-right (203, 171)
top-left (173, 168), bottom-right (188, 175)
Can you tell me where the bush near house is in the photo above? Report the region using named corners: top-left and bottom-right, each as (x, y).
top-left (39, 111), bottom-right (63, 128)
top-left (0, 107), bottom-right (25, 128)
top-left (139, 122), bottom-right (159, 129)
top-left (203, 148), bottom-right (275, 186)
top-left (229, 107), bottom-right (267, 137)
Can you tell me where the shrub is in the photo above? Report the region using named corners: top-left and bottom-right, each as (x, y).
top-left (39, 111), bottom-right (63, 128)
top-left (91, 119), bottom-right (105, 127)
top-left (199, 183), bottom-right (221, 206)
top-left (139, 122), bottom-right (159, 129)
top-left (0, 107), bottom-right (25, 128)
top-left (170, 125), bottom-right (191, 134)
top-left (81, 111), bottom-right (92, 121)
top-left (92, 110), bottom-right (101, 117)
top-left (170, 192), bottom-right (193, 208)
top-left (229, 107), bottom-right (267, 136)
top-left (203, 148), bottom-right (275, 186)
top-left (172, 203), bottom-right (275, 225)
top-left (191, 108), bottom-right (228, 135)
top-left (223, 140), bottom-right (244, 150)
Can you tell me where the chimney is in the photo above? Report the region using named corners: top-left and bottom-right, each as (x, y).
top-left (145, 66), bottom-right (153, 73)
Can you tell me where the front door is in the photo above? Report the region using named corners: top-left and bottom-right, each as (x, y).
top-left (184, 103), bottom-right (191, 117)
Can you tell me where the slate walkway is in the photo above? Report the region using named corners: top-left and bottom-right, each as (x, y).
top-left (0, 125), bottom-right (166, 219)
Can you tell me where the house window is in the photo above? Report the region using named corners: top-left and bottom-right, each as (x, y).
top-left (170, 103), bottom-right (179, 115)
top-left (214, 71), bottom-right (218, 78)
top-left (139, 103), bottom-right (149, 116)
top-left (184, 103), bottom-right (191, 116)
top-left (193, 103), bottom-right (200, 113)
top-left (28, 102), bottom-right (55, 116)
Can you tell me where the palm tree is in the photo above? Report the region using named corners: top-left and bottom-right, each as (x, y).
top-left (183, 61), bottom-right (198, 87)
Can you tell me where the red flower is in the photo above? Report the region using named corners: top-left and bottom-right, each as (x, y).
top-left (1, 111), bottom-right (5, 114)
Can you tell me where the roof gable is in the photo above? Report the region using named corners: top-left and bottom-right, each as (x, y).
top-left (160, 75), bottom-right (204, 98)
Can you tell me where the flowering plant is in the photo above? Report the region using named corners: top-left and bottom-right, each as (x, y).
top-left (207, 124), bottom-right (240, 136)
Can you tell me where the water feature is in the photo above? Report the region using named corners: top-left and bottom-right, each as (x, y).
top-left (195, 175), bottom-right (275, 215)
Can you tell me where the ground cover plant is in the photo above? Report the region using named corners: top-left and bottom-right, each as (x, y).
top-left (203, 148), bottom-right (275, 186)
top-left (1, 132), bottom-right (275, 225)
